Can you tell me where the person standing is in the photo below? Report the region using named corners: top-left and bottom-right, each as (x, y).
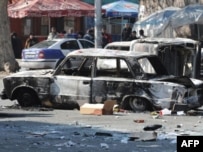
top-left (47, 27), bottom-right (58, 40)
top-left (127, 31), bottom-right (138, 41)
top-left (77, 31), bottom-right (84, 39)
top-left (65, 28), bottom-right (77, 38)
top-left (121, 23), bottom-right (132, 41)
top-left (138, 29), bottom-right (147, 39)
top-left (11, 32), bottom-right (23, 59)
top-left (101, 26), bottom-right (112, 48)
top-left (83, 28), bottom-right (94, 42)
top-left (24, 33), bottom-right (38, 48)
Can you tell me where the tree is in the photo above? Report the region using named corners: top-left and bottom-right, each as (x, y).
top-left (0, 0), bottom-right (19, 73)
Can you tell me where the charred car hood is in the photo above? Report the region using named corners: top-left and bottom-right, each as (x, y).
top-left (157, 76), bottom-right (203, 88)
top-left (5, 69), bottom-right (54, 78)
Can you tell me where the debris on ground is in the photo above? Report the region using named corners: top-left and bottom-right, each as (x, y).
top-left (80, 100), bottom-right (117, 115)
top-left (159, 108), bottom-right (171, 116)
top-left (2, 103), bottom-right (54, 111)
top-left (172, 103), bottom-right (189, 112)
top-left (128, 131), bottom-right (158, 142)
top-left (143, 124), bottom-right (162, 131)
top-left (95, 132), bottom-right (113, 137)
top-left (134, 119), bottom-right (145, 123)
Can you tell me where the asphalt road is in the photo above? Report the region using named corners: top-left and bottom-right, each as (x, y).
top-left (0, 74), bottom-right (203, 152)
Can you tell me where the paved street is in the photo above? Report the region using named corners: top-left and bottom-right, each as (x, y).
top-left (0, 75), bottom-right (203, 152)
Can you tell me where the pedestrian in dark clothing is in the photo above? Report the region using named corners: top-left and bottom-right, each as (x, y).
top-left (83, 28), bottom-right (94, 42)
top-left (11, 32), bottom-right (23, 59)
top-left (127, 31), bottom-right (138, 41)
top-left (101, 26), bottom-right (112, 48)
top-left (65, 28), bottom-right (78, 39)
top-left (77, 31), bottom-right (84, 39)
top-left (121, 23), bottom-right (132, 41)
top-left (24, 33), bottom-right (38, 48)
top-left (138, 29), bottom-right (147, 39)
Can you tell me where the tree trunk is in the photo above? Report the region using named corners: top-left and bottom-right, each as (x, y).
top-left (0, 0), bottom-right (19, 73)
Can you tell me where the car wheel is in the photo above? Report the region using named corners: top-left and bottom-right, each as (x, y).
top-left (16, 89), bottom-right (40, 107)
top-left (129, 97), bottom-right (148, 112)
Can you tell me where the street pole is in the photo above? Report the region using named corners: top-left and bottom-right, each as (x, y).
top-left (94, 0), bottom-right (102, 48)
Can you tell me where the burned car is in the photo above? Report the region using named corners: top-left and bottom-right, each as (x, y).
top-left (105, 37), bottom-right (202, 79)
top-left (1, 49), bottom-right (203, 111)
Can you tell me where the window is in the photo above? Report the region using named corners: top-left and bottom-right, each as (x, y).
top-left (30, 40), bottom-right (56, 48)
top-left (79, 40), bottom-right (94, 48)
top-left (41, 17), bottom-right (49, 35)
top-left (61, 40), bottom-right (80, 50)
top-left (138, 58), bottom-right (156, 74)
top-left (106, 46), bottom-right (130, 51)
top-left (58, 56), bottom-right (93, 77)
top-left (96, 58), bottom-right (132, 78)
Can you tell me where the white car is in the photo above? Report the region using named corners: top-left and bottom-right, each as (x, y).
top-left (20, 38), bottom-right (94, 69)
top-left (105, 38), bottom-right (202, 79)
top-left (1, 49), bottom-right (203, 111)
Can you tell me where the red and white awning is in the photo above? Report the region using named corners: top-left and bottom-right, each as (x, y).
top-left (8, 0), bottom-right (95, 18)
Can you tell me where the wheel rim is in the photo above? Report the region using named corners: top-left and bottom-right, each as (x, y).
top-left (129, 97), bottom-right (147, 111)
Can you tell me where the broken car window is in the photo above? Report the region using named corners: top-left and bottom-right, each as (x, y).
top-left (138, 58), bottom-right (156, 74)
top-left (57, 56), bottom-right (92, 76)
top-left (96, 58), bottom-right (133, 78)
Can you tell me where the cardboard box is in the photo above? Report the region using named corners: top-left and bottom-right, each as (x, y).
top-left (80, 100), bottom-right (117, 115)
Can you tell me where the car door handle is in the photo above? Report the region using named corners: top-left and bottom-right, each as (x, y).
top-left (83, 81), bottom-right (90, 84)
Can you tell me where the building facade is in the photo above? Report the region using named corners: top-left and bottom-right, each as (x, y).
top-left (9, 0), bottom-right (139, 45)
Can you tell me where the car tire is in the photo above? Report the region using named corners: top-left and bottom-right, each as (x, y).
top-left (16, 89), bottom-right (40, 107)
top-left (129, 97), bottom-right (149, 112)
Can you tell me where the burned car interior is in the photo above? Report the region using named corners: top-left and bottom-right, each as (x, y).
top-left (132, 38), bottom-right (201, 79)
top-left (55, 55), bottom-right (168, 80)
top-left (157, 45), bottom-right (193, 77)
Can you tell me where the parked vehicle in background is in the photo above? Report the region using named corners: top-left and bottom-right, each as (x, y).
top-left (104, 41), bottom-right (132, 51)
top-left (1, 49), bottom-right (203, 112)
top-left (20, 38), bottom-right (94, 69)
top-left (105, 38), bottom-right (202, 79)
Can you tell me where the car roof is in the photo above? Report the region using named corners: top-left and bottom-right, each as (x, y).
top-left (105, 37), bottom-right (198, 48)
top-left (105, 41), bottom-right (132, 48)
top-left (137, 37), bottom-right (198, 45)
top-left (44, 38), bottom-right (92, 42)
top-left (68, 48), bottom-right (153, 58)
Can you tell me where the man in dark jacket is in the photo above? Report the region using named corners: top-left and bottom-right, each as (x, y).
top-left (121, 23), bottom-right (132, 41)
top-left (11, 32), bottom-right (23, 59)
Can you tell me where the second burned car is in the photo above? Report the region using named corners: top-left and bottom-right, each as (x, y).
top-left (1, 49), bottom-right (203, 111)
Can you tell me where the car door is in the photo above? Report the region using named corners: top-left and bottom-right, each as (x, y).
top-left (60, 40), bottom-right (80, 56)
top-left (91, 57), bottom-right (135, 104)
top-left (78, 39), bottom-right (94, 48)
top-left (50, 56), bottom-right (93, 106)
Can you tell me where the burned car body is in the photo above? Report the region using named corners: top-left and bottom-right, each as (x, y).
top-left (1, 49), bottom-right (203, 111)
top-left (105, 38), bottom-right (202, 79)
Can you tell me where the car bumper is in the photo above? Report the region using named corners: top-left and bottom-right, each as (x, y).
top-left (20, 60), bottom-right (56, 69)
